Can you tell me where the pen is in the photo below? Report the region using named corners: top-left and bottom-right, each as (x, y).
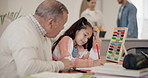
top-left (96, 43), bottom-right (100, 59)
top-left (141, 51), bottom-right (148, 59)
top-left (73, 68), bottom-right (87, 73)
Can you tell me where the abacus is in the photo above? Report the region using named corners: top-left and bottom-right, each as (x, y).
top-left (106, 27), bottom-right (128, 63)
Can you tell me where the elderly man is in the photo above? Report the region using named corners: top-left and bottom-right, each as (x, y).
top-left (0, 0), bottom-right (74, 78)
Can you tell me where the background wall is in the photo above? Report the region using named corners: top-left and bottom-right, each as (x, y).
top-left (142, 0), bottom-right (148, 39)
top-left (0, 0), bottom-right (147, 57)
top-left (102, 0), bottom-right (119, 39)
top-left (0, 0), bottom-right (8, 14)
top-left (0, 0), bottom-right (148, 39)
top-left (55, 0), bottom-right (83, 39)
top-left (0, 0), bottom-right (83, 39)
top-left (0, 0), bottom-right (119, 39)
top-left (0, 0), bottom-right (44, 36)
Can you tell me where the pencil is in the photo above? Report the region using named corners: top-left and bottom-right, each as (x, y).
top-left (73, 68), bottom-right (87, 73)
top-left (96, 43), bottom-right (100, 59)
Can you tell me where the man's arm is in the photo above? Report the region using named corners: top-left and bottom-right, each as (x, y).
top-left (127, 4), bottom-right (138, 37)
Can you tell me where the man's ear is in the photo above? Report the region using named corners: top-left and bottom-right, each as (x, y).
top-left (47, 19), bottom-right (54, 28)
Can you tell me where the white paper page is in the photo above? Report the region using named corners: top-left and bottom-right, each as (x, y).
top-left (31, 72), bottom-right (83, 78)
top-left (75, 63), bottom-right (116, 71)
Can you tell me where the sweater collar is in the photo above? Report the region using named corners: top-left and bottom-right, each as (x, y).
top-left (29, 15), bottom-right (46, 36)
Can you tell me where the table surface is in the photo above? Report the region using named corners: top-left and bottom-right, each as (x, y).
top-left (60, 60), bottom-right (148, 78)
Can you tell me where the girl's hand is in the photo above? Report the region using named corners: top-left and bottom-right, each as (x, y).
top-left (93, 59), bottom-right (106, 66)
top-left (93, 26), bottom-right (100, 40)
top-left (92, 26), bottom-right (102, 47)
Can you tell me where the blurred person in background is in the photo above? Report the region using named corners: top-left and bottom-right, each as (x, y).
top-left (117, 0), bottom-right (138, 38)
top-left (81, 0), bottom-right (104, 31)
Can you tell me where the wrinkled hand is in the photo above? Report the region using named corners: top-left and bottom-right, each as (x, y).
top-left (60, 59), bottom-right (74, 70)
top-left (93, 59), bottom-right (106, 66)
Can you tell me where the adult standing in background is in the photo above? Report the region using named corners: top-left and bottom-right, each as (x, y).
top-left (81, 0), bottom-right (104, 29)
top-left (117, 0), bottom-right (138, 38)
top-left (0, 0), bottom-right (74, 78)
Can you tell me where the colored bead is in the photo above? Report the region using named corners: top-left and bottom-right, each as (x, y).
top-left (108, 51), bottom-right (112, 53)
top-left (111, 40), bottom-right (116, 42)
top-left (114, 32), bottom-right (118, 34)
top-left (118, 43), bottom-right (122, 46)
top-left (121, 32), bottom-right (124, 34)
top-left (110, 43), bottom-right (115, 45)
top-left (117, 49), bottom-right (120, 51)
top-left (118, 46), bottom-right (121, 48)
top-left (107, 53), bottom-right (112, 56)
top-left (121, 34), bottom-right (124, 37)
top-left (116, 52), bottom-right (119, 54)
top-left (120, 38), bottom-right (123, 40)
top-left (106, 56), bottom-right (111, 59)
top-left (115, 55), bottom-right (119, 58)
top-left (110, 45), bottom-right (114, 48)
top-left (114, 58), bottom-right (118, 60)
top-left (113, 34), bottom-right (117, 36)
top-left (119, 40), bottom-right (122, 43)
top-left (109, 48), bottom-right (113, 50)
top-left (112, 37), bottom-right (116, 39)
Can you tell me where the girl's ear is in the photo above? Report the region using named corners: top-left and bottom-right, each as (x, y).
top-left (75, 30), bottom-right (79, 35)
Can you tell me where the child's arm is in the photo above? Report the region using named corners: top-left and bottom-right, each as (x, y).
top-left (87, 39), bottom-right (102, 60)
top-left (56, 36), bottom-right (73, 60)
top-left (75, 46), bottom-right (105, 67)
top-left (88, 26), bottom-right (102, 60)
top-left (56, 36), bottom-right (95, 68)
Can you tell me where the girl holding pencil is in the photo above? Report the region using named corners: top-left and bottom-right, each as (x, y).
top-left (52, 17), bottom-right (105, 68)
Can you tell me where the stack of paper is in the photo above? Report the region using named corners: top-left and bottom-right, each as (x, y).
top-left (91, 63), bottom-right (148, 77)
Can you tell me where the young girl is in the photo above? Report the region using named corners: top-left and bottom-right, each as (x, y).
top-left (52, 17), bottom-right (105, 68)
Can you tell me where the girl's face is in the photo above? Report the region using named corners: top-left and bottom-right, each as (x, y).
top-left (74, 27), bottom-right (93, 46)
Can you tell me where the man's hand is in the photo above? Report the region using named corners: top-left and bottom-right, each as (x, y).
top-left (60, 59), bottom-right (74, 70)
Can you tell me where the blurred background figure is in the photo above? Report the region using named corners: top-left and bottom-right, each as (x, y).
top-left (117, 0), bottom-right (138, 38)
top-left (81, 0), bottom-right (104, 31)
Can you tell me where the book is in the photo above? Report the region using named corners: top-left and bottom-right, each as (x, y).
top-left (91, 63), bottom-right (148, 77)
